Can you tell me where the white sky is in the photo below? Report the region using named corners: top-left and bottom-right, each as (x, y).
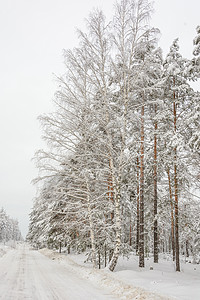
top-left (0, 0), bottom-right (199, 238)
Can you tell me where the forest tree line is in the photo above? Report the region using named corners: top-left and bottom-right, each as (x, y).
top-left (0, 208), bottom-right (22, 242)
top-left (27, 0), bottom-right (200, 272)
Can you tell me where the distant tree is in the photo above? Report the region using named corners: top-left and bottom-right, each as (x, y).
top-left (0, 208), bottom-right (22, 242)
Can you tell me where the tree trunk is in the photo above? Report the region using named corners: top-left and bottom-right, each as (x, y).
top-left (173, 89), bottom-right (180, 272)
top-left (98, 251), bottom-right (101, 269)
top-left (136, 156), bottom-right (140, 254)
top-left (185, 240), bottom-right (189, 257)
top-left (174, 152), bottom-right (180, 271)
top-left (105, 245), bottom-right (107, 267)
top-left (108, 183), bottom-right (122, 272)
top-left (86, 181), bottom-right (97, 269)
top-left (108, 160), bottom-right (114, 221)
top-left (109, 249), bottom-right (113, 262)
top-left (153, 104), bottom-right (158, 263)
top-left (139, 103), bottom-right (145, 268)
top-left (167, 167), bottom-right (175, 261)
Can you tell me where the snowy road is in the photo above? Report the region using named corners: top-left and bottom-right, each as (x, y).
top-left (0, 244), bottom-right (116, 300)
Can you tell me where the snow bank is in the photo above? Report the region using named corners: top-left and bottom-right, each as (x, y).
top-left (112, 254), bottom-right (200, 300)
top-left (0, 247), bottom-right (6, 258)
top-left (39, 248), bottom-right (171, 300)
top-left (0, 242), bottom-right (15, 258)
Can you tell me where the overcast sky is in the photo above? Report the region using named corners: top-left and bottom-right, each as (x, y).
top-left (0, 0), bottom-right (199, 238)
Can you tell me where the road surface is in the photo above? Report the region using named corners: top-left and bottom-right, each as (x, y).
top-left (0, 244), bottom-right (116, 300)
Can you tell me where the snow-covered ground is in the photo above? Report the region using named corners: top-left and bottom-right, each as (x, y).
top-left (40, 248), bottom-right (171, 300)
top-left (0, 241), bottom-right (16, 258)
top-left (41, 249), bottom-right (200, 300)
top-left (0, 243), bottom-right (116, 299)
top-left (113, 254), bottom-right (200, 300)
top-left (0, 243), bottom-right (199, 299)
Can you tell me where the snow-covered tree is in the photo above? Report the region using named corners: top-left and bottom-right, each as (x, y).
top-left (192, 25), bottom-right (200, 79)
top-left (0, 208), bottom-right (22, 242)
top-left (28, 0), bottom-right (199, 274)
